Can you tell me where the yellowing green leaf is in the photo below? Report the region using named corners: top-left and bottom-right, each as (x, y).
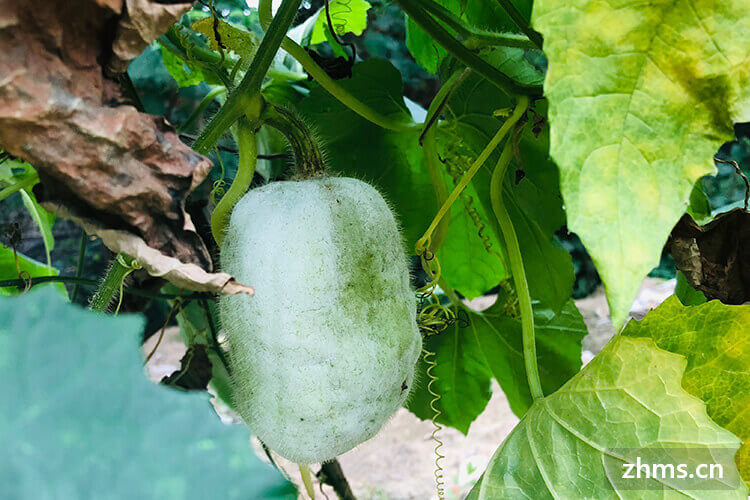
top-left (531, 0), bottom-right (750, 327)
top-left (623, 296), bottom-right (750, 485)
top-left (192, 17), bottom-right (257, 59)
top-left (475, 335), bottom-right (747, 498)
top-left (310, 0), bottom-right (371, 45)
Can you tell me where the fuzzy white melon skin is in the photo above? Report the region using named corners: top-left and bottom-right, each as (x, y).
top-left (219, 177), bottom-right (422, 464)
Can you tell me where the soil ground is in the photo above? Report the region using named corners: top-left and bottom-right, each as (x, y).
top-left (143, 278), bottom-right (676, 500)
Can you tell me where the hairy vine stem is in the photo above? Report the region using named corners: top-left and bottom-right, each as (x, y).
top-left (258, 0), bottom-right (416, 132)
top-left (210, 119), bottom-right (258, 245)
top-left (488, 96), bottom-right (542, 400)
top-left (89, 254), bottom-right (139, 313)
top-left (396, 0), bottom-right (541, 96)
top-left (262, 105), bottom-right (327, 179)
top-left (416, 97), bottom-right (530, 254)
top-left (192, 0), bottom-right (302, 154)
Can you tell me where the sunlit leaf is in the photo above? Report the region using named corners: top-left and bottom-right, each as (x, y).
top-left (473, 335), bottom-right (747, 498)
top-left (310, 0), bottom-right (371, 45)
top-left (623, 296), bottom-right (750, 485)
top-left (532, 0), bottom-right (750, 327)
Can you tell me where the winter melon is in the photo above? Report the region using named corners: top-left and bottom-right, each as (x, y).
top-left (219, 177), bottom-right (422, 464)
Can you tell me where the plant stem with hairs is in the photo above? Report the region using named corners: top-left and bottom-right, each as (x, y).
top-left (210, 119), bottom-right (258, 245)
top-left (191, 0), bottom-right (303, 154)
top-left (89, 254), bottom-right (133, 313)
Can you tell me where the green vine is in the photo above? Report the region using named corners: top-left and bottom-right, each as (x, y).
top-left (258, 0), bottom-right (417, 132)
top-left (210, 119), bottom-right (258, 245)
top-left (262, 106), bottom-right (327, 179)
top-left (191, 0), bottom-right (303, 155)
top-left (396, 0), bottom-right (541, 96)
top-left (487, 96), bottom-right (541, 400)
top-left (89, 254), bottom-right (141, 314)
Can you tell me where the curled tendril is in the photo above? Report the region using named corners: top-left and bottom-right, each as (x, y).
top-left (210, 179), bottom-right (226, 205)
top-left (415, 238), bottom-right (453, 500)
top-left (18, 270), bottom-right (31, 293)
top-left (423, 348), bottom-right (446, 500)
top-left (113, 255), bottom-right (142, 316)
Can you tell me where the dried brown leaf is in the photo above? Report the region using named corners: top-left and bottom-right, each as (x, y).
top-left (47, 205), bottom-right (253, 296)
top-left (668, 208), bottom-right (750, 304)
top-left (110, 0), bottom-right (195, 73)
top-left (0, 0), bottom-right (215, 270)
top-left (161, 344), bottom-right (214, 391)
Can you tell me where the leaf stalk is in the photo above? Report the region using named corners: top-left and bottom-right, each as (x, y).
top-left (396, 0), bottom-right (541, 96)
top-left (487, 96), bottom-right (543, 400)
top-left (416, 96), bottom-right (529, 254)
top-left (258, 0), bottom-right (417, 132)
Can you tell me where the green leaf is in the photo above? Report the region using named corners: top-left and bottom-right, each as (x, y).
top-left (479, 47), bottom-right (545, 88)
top-left (405, 0), bottom-right (532, 73)
top-left (407, 298), bottom-right (585, 430)
top-left (442, 74), bottom-right (574, 310)
top-left (674, 270), bottom-right (707, 306)
top-left (622, 296), bottom-right (750, 485)
top-left (687, 182), bottom-right (712, 223)
top-left (159, 45), bottom-right (207, 88)
top-left (531, 0), bottom-right (750, 328)
top-left (0, 288), bottom-right (296, 499)
top-left (406, 318), bottom-right (493, 434)
top-left (474, 335), bottom-right (747, 498)
top-left (0, 245), bottom-right (64, 298)
top-left (310, 0), bottom-right (371, 45)
top-left (295, 60), bottom-right (431, 249)
top-left (19, 189), bottom-right (55, 267)
top-left (432, 142), bottom-right (509, 298)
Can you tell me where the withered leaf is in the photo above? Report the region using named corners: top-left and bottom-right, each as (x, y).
top-left (51, 204), bottom-right (253, 296)
top-left (0, 0), bottom-right (214, 271)
top-left (668, 208), bottom-right (750, 304)
top-left (162, 344), bottom-right (213, 392)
